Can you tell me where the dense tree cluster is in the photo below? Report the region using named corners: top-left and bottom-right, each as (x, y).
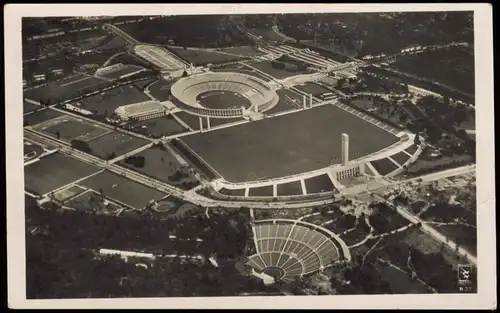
top-left (70, 139), bottom-right (92, 154)
top-left (393, 46), bottom-right (474, 95)
top-left (26, 237), bottom-right (277, 299)
top-left (124, 155), bottom-right (146, 168)
top-left (25, 196), bottom-right (268, 298)
top-left (118, 15), bottom-right (252, 48)
top-left (368, 202), bottom-right (409, 234)
top-left (277, 12), bottom-right (473, 57)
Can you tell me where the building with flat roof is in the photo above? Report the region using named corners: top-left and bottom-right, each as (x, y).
top-left (114, 100), bottom-right (169, 121)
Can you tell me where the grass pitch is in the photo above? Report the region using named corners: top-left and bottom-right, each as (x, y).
top-left (181, 104), bottom-right (399, 182)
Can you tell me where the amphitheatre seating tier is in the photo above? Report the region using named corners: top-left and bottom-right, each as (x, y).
top-left (247, 220), bottom-right (347, 283)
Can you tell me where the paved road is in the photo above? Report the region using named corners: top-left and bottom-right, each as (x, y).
top-left (103, 24), bottom-right (140, 46)
top-left (26, 125), bottom-right (475, 212)
top-left (373, 193), bottom-right (477, 266)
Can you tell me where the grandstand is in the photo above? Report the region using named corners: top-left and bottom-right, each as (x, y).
top-left (246, 219), bottom-right (350, 284)
top-left (95, 63), bottom-right (147, 80)
top-left (319, 92), bottom-right (338, 101)
top-left (319, 76), bottom-right (339, 88)
top-left (170, 72), bottom-right (279, 117)
top-left (114, 100), bottom-right (169, 121)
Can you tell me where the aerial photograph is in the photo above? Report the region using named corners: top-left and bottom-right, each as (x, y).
top-left (22, 11), bottom-right (478, 299)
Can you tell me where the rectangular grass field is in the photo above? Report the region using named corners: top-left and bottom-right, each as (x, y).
top-left (24, 74), bottom-right (111, 103)
top-left (117, 146), bottom-right (199, 189)
top-left (23, 109), bottom-right (63, 126)
top-left (294, 82), bottom-right (333, 97)
top-left (129, 115), bottom-right (187, 138)
top-left (168, 47), bottom-right (248, 66)
top-left (34, 115), bottom-right (111, 143)
top-left (219, 188), bottom-right (246, 197)
top-left (23, 101), bottom-right (41, 114)
top-left (77, 84), bottom-right (151, 116)
top-left (181, 104), bottom-right (399, 182)
top-left (86, 131), bottom-right (150, 160)
top-left (24, 153), bottom-right (101, 195)
top-left (78, 170), bottom-right (167, 209)
top-left (277, 180), bottom-right (303, 196)
top-left (245, 60), bottom-right (307, 79)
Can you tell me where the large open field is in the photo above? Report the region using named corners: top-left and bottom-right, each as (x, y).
top-left (244, 60), bottom-right (307, 79)
top-left (117, 145), bottom-right (199, 190)
top-left (23, 109), bottom-right (63, 126)
top-left (197, 90), bottom-right (251, 109)
top-left (212, 66), bottom-right (272, 81)
top-left (23, 101), bottom-right (41, 114)
top-left (24, 74), bottom-right (112, 103)
top-left (181, 104), bottom-right (399, 182)
top-left (293, 82), bottom-right (333, 97)
top-left (78, 170), bottom-right (167, 209)
top-left (167, 47), bottom-right (249, 66)
top-left (86, 131), bottom-right (150, 160)
top-left (33, 115), bottom-right (111, 143)
top-left (76, 84), bottom-right (151, 116)
top-left (24, 153), bottom-right (101, 195)
top-left (128, 115), bottom-right (187, 138)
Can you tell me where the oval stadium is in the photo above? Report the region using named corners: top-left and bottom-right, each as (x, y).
top-left (246, 219), bottom-right (351, 284)
top-left (170, 72), bottom-right (279, 118)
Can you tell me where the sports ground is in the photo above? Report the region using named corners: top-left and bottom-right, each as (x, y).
top-left (197, 90), bottom-right (252, 110)
top-left (24, 73), bottom-right (112, 103)
top-left (24, 153), bottom-right (101, 195)
top-left (23, 109), bottom-right (63, 126)
top-left (294, 82), bottom-right (333, 97)
top-left (167, 46), bottom-right (249, 66)
top-left (76, 84), bottom-right (151, 116)
top-left (117, 145), bottom-right (199, 190)
top-left (181, 104), bottom-right (399, 182)
top-left (78, 170), bottom-right (168, 209)
top-left (86, 131), bottom-right (150, 160)
top-left (130, 115), bottom-right (187, 138)
top-left (33, 115), bottom-right (111, 143)
top-left (245, 60), bottom-right (308, 79)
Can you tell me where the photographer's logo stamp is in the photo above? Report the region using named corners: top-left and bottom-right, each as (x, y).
top-left (457, 264), bottom-right (475, 292)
